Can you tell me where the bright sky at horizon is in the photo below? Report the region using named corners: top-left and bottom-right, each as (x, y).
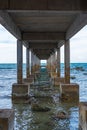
top-left (0, 24), bottom-right (87, 63)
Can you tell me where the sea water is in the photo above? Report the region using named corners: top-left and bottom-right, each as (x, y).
top-left (0, 63), bottom-right (87, 130)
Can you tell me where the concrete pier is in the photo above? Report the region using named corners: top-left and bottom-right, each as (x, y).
top-left (0, 109), bottom-right (14, 130)
top-left (54, 77), bottom-right (65, 86)
top-left (17, 40), bottom-right (23, 84)
top-left (60, 83), bottom-right (79, 102)
top-left (64, 40), bottom-right (70, 84)
top-left (59, 40), bottom-right (79, 101)
top-left (12, 40), bottom-right (29, 99)
top-left (56, 48), bottom-right (60, 77)
top-left (26, 47), bottom-right (30, 78)
top-left (1, 1), bottom-right (87, 128)
top-left (23, 48), bottom-right (34, 84)
top-left (79, 102), bottom-right (87, 130)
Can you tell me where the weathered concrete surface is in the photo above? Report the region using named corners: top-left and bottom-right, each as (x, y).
top-left (17, 40), bottom-right (23, 84)
top-left (0, 0), bottom-right (82, 10)
top-left (26, 48), bottom-right (30, 78)
top-left (0, 109), bottom-right (14, 130)
top-left (12, 83), bottom-right (29, 99)
top-left (0, 11), bottom-right (21, 39)
top-left (54, 77), bottom-right (65, 86)
top-left (79, 102), bottom-right (87, 130)
top-left (64, 40), bottom-right (70, 84)
top-left (60, 83), bottom-right (79, 101)
top-left (56, 48), bottom-right (60, 77)
top-left (51, 71), bottom-right (57, 78)
top-left (29, 74), bottom-right (35, 79)
top-left (23, 32), bottom-right (65, 41)
top-left (23, 78), bottom-right (34, 84)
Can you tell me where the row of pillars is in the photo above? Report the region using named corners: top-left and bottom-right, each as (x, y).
top-left (47, 40), bottom-right (70, 84)
top-left (17, 40), bottom-right (40, 84)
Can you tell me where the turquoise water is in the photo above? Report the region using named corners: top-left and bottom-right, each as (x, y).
top-left (0, 63), bottom-right (87, 129)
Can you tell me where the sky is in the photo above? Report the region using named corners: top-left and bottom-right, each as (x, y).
top-left (0, 24), bottom-right (87, 63)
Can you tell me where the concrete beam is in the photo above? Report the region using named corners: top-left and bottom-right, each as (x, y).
top-left (0, 1), bottom-right (8, 9)
top-left (66, 13), bottom-right (87, 40)
top-left (22, 32), bottom-right (65, 41)
top-left (33, 49), bottom-right (54, 55)
top-left (37, 54), bottom-right (50, 59)
top-left (0, 0), bottom-right (82, 11)
top-left (29, 42), bottom-right (58, 49)
top-left (0, 10), bottom-right (21, 39)
top-left (58, 40), bottom-right (64, 48)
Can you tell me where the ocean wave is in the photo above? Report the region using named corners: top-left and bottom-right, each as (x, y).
top-left (0, 67), bottom-right (15, 69)
top-left (0, 85), bottom-right (5, 88)
top-left (0, 95), bottom-right (11, 99)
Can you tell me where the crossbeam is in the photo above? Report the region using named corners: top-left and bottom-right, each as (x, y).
top-left (29, 42), bottom-right (58, 49)
top-left (22, 32), bottom-right (65, 41)
top-left (0, 0), bottom-right (83, 11)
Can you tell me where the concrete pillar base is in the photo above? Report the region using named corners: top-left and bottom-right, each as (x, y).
top-left (29, 74), bottom-right (35, 79)
top-left (60, 83), bottom-right (79, 102)
top-left (79, 102), bottom-right (87, 130)
top-left (51, 72), bottom-right (57, 78)
top-left (54, 77), bottom-right (65, 86)
top-left (0, 109), bottom-right (14, 130)
top-left (23, 78), bottom-right (34, 84)
top-left (12, 83), bottom-right (29, 99)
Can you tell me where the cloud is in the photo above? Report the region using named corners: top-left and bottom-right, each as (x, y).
top-left (0, 24), bottom-right (16, 44)
top-left (0, 24), bottom-right (87, 63)
top-left (0, 43), bottom-right (26, 63)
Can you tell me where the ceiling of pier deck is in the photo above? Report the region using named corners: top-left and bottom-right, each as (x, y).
top-left (33, 49), bottom-right (54, 59)
top-left (8, 11), bottom-right (78, 33)
top-left (7, 10), bottom-right (80, 59)
top-left (0, 0), bottom-right (87, 59)
top-left (29, 42), bottom-right (57, 59)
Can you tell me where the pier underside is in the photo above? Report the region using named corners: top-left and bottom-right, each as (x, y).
top-left (0, 0), bottom-right (87, 129)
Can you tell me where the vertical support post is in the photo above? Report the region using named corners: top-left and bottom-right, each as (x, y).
top-left (31, 50), bottom-right (33, 74)
top-left (64, 40), bottom-right (70, 83)
top-left (26, 48), bottom-right (30, 78)
top-left (50, 55), bottom-right (52, 73)
top-left (56, 48), bottom-right (60, 77)
top-left (17, 40), bottom-right (23, 84)
top-left (53, 52), bottom-right (56, 73)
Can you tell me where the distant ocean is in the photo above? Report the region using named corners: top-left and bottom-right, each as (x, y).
top-left (0, 63), bottom-right (87, 130)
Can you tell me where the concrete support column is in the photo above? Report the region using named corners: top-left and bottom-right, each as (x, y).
top-left (64, 40), bottom-right (70, 83)
top-left (17, 40), bottom-right (23, 84)
top-left (26, 48), bottom-right (30, 78)
top-left (12, 40), bottom-right (29, 100)
top-left (50, 55), bottom-right (52, 73)
top-left (56, 48), bottom-right (60, 77)
top-left (31, 50), bottom-right (33, 74)
top-left (47, 59), bottom-right (49, 70)
top-left (52, 52), bottom-right (55, 72)
top-left (33, 54), bottom-right (36, 73)
top-left (37, 57), bottom-right (40, 70)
